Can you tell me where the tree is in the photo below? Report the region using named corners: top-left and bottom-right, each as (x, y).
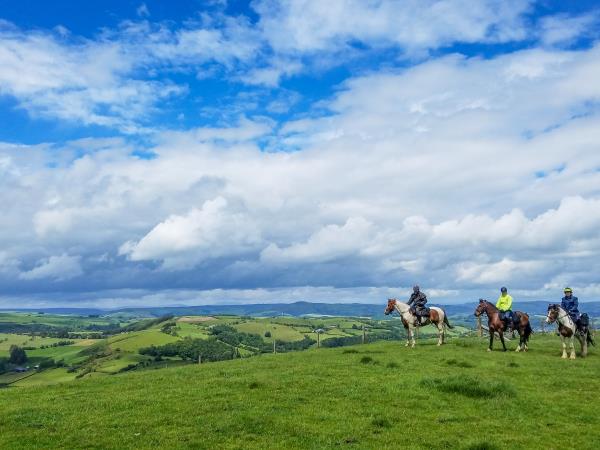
top-left (264, 331), bottom-right (272, 338)
top-left (9, 345), bottom-right (27, 365)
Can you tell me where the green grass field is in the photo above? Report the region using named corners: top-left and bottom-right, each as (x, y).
top-left (0, 334), bottom-right (598, 450)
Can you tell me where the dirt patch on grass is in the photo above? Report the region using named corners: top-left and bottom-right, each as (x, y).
top-left (177, 316), bottom-right (216, 323)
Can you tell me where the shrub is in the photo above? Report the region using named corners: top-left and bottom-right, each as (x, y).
top-left (9, 345), bottom-right (27, 365)
top-left (264, 331), bottom-right (271, 338)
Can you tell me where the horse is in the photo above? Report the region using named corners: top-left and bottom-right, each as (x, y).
top-left (473, 299), bottom-right (532, 352)
top-left (384, 298), bottom-right (453, 347)
top-left (546, 304), bottom-right (593, 359)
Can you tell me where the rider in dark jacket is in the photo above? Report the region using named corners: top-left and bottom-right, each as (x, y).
top-left (561, 287), bottom-right (580, 326)
top-left (407, 285), bottom-right (429, 325)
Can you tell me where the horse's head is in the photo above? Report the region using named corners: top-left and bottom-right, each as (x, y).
top-left (546, 304), bottom-right (560, 324)
top-left (384, 298), bottom-right (397, 315)
top-left (474, 298), bottom-right (487, 317)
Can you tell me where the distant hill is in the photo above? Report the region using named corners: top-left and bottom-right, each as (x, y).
top-left (3, 300), bottom-right (600, 319)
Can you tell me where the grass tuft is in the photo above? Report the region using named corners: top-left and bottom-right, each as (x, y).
top-left (342, 349), bottom-right (359, 354)
top-left (371, 417), bottom-right (391, 429)
top-left (446, 358), bottom-right (475, 368)
top-left (465, 442), bottom-right (500, 450)
top-left (359, 356), bottom-right (377, 364)
top-left (454, 339), bottom-right (478, 348)
top-left (421, 376), bottom-right (514, 399)
top-left (248, 381), bottom-right (262, 389)
top-left (386, 361), bottom-right (399, 369)
top-left (507, 361), bottom-right (519, 368)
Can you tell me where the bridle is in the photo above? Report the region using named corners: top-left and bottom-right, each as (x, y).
top-left (547, 307), bottom-right (572, 327)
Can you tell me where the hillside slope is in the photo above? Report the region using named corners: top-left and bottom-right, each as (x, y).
top-left (1, 336), bottom-right (599, 449)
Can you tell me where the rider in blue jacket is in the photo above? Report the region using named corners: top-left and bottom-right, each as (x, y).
top-left (561, 287), bottom-right (580, 325)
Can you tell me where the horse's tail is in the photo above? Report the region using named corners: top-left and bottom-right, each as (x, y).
top-left (587, 330), bottom-right (595, 346)
top-left (443, 311), bottom-right (453, 329)
top-left (523, 317), bottom-right (532, 342)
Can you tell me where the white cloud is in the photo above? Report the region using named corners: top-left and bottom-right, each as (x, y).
top-left (19, 254), bottom-right (83, 281)
top-left (121, 197), bottom-right (262, 269)
top-left (253, 0), bottom-right (532, 54)
top-left (2, 40), bottom-right (600, 303)
top-left (136, 3), bottom-right (150, 18)
top-left (538, 12), bottom-right (599, 47)
top-left (261, 217), bottom-right (373, 263)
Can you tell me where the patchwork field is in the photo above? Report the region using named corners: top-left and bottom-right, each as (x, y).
top-left (0, 312), bottom-right (474, 388)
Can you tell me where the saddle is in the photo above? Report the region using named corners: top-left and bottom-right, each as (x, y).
top-left (410, 306), bottom-right (430, 316)
top-left (500, 312), bottom-right (518, 330)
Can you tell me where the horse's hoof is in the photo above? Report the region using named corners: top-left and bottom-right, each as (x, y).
top-left (561, 354), bottom-right (567, 359)
top-left (570, 354), bottom-right (576, 360)
top-left (487, 348), bottom-right (492, 352)
top-left (515, 348), bottom-right (520, 352)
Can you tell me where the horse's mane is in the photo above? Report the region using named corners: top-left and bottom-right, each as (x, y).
top-left (480, 299), bottom-right (498, 310)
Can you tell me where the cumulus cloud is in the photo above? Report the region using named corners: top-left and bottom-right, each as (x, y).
top-left (19, 254), bottom-right (83, 281)
top-left (2, 13), bottom-right (600, 305)
top-left (538, 12), bottom-right (600, 47)
top-left (120, 197), bottom-right (262, 269)
top-left (0, 1), bottom-right (568, 128)
top-left (253, 0), bottom-right (532, 54)
top-left (262, 217), bottom-right (373, 263)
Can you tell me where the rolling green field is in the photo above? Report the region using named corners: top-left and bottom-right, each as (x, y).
top-left (0, 334), bottom-right (598, 450)
top-left (0, 312), bottom-right (479, 389)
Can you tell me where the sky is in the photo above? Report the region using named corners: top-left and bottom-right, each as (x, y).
top-left (1, 0), bottom-right (600, 308)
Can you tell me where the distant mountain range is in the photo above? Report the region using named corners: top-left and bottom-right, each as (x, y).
top-left (3, 300), bottom-right (600, 319)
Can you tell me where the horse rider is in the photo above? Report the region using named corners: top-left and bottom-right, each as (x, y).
top-left (407, 285), bottom-right (429, 325)
top-left (496, 287), bottom-right (514, 326)
top-left (561, 287), bottom-right (581, 329)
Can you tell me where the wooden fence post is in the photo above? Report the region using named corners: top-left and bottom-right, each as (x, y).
top-left (362, 325), bottom-right (366, 344)
top-left (198, 354), bottom-right (202, 365)
top-left (477, 316), bottom-right (482, 337)
top-left (540, 318), bottom-right (545, 334)
top-left (273, 335), bottom-right (276, 354)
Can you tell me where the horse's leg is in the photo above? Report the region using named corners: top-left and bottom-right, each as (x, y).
top-left (411, 324), bottom-right (416, 348)
top-left (569, 336), bottom-right (576, 359)
top-left (561, 335), bottom-right (567, 359)
top-left (515, 327), bottom-right (523, 352)
top-left (499, 331), bottom-right (507, 352)
top-left (488, 330), bottom-right (494, 352)
top-left (437, 321), bottom-right (443, 346)
top-left (575, 334), bottom-right (586, 358)
top-left (405, 326), bottom-right (410, 347)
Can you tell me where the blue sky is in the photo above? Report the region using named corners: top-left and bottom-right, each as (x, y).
top-left (1, 1), bottom-right (600, 308)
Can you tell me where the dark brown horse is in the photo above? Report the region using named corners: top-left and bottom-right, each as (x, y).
top-left (473, 299), bottom-right (532, 352)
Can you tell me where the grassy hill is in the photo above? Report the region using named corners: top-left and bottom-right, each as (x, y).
top-left (0, 335), bottom-right (598, 450)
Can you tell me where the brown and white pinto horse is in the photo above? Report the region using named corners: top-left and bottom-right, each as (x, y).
top-left (474, 299), bottom-right (532, 352)
top-left (384, 299), bottom-right (453, 347)
top-left (546, 304), bottom-right (590, 359)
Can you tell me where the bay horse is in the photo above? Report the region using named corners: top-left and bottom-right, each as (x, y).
top-left (384, 299), bottom-right (453, 347)
top-left (546, 304), bottom-right (592, 359)
top-left (473, 299), bottom-right (532, 352)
